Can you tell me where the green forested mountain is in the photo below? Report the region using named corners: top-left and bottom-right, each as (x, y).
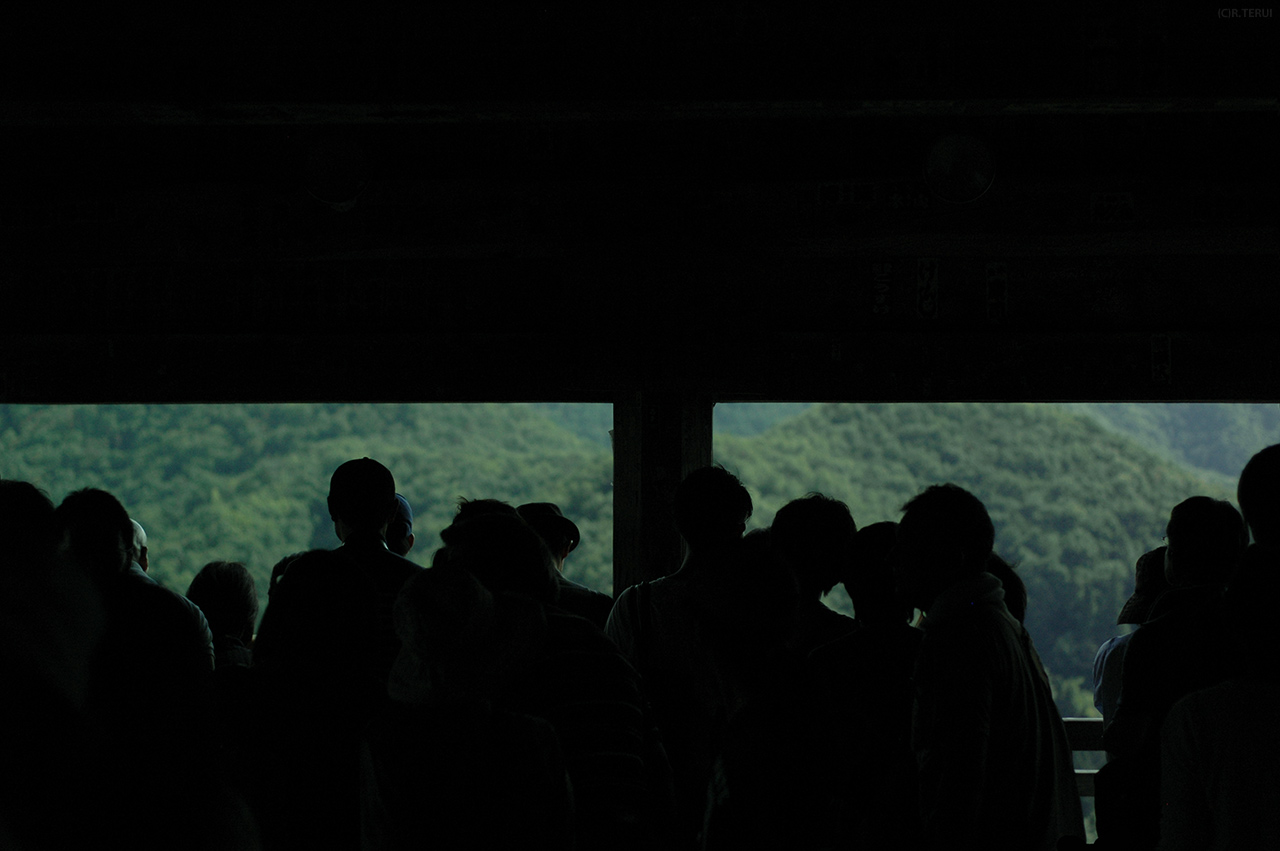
top-left (1059, 402), bottom-right (1279, 487)
top-left (713, 401), bottom-right (1240, 717)
top-left (0, 403), bottom-right (615, 617)
top-left (0, 400), bottom-right (1256, 721)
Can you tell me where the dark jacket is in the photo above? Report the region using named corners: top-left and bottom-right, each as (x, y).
top-left (913, 572), bottom-right (1083, 851)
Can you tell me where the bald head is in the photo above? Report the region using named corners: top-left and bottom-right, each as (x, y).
top-left (130, 519), bottom-right (149, 572)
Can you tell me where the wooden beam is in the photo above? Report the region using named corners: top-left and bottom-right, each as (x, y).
top-left (612, 391), bottom-right (713, 595)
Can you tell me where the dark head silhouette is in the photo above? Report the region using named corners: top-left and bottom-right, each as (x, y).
top-left (1164, 496), bottom-right (1246, 588)
top-left (1116, 546), bottom-right (1171, 625)
top-left (846, 520), bottom-right (913, 627)
top-left (53, 488), bottom-right (135, 579)
top-left (672, 465), bottom-right (753, 552)
top-left (770, 492), bottom-right (856, 597)
top-left (894, 483), bottom-right (994, 611)
top-left (327, 457), bottom-right (397, 537)
top-left (186, 560), bottom-right (259, 646)
top-left (516, 502), bottom-right (580, 565)
top-left (1238, 443), bottom-right (1280, 547)
top-left (437, 509), bottom-right (560, 606)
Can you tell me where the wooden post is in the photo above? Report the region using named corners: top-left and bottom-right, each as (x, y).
top-left (612, 391), bottom-right (713, 596)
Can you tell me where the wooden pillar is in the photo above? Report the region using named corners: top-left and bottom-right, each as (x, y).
top-left (612, 391), bottom-right (713, 596)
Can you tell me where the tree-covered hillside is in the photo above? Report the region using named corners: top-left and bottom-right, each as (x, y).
top-left (0, 403), bottom-right (616, 617)
top-left (1061, 402), bottom-right (1279, 487)
top-left (1, 400), bottom-right (1256, 722)
top-left (713, 401), bottom-right (1241, 717)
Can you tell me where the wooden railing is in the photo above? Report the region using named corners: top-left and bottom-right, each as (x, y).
top-left (1063, 716), bottom-right (1105, 797)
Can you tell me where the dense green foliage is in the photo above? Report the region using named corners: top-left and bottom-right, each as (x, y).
top-left (0, 403), bottom-right (615, 617)
top-left (1063, 402), bottom-right (1280, 486)
top-left (713, 401), bottom-right (1244, 718)
top-left (1, 400), bottom-right (1264, 725)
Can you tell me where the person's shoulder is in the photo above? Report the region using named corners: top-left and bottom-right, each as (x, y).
top-left (1094, 631), bottom-right (1132, 661)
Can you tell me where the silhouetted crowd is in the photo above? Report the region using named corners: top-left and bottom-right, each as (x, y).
top-left (2, 445), bottom-right (1278, 851)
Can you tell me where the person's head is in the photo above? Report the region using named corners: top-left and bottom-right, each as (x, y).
top-left (672, 465), bottom-right (753, 552)
top-left (186, 561), bottom-right (259, 644)
top-left (985, 552), bottom-right (1026, 624)
top-left (129, 519), bottom-right (149, 571)
top-left (1238, 444), bottom-right (1280, 547)
top-left (1116, 546), bottom-right (1171, 625)
top-left (1164, 496), bottom-right (1247, 588)
top-left (327, 457), bottom-right (397, 539)
top-left (53, 488), bottom-right (135, 579)
top-left (893, 483), bottom-right (995, 611)
top-left (0, 481), bottom-right (103, 708)
top-left (770, 493), bottom-right (856, 597)
top-left (516, 503), bottom-right (580, 569)
top-left (0, 479), bottom-right (57, 568)
top-left (452, 498), bottom-right (519, 523)
top-left (385, 494), bottom-right (416, 557)
top-left (436, 510), bottom-right (560, 606)
top-left (845, 521), bottom-right (913, 627)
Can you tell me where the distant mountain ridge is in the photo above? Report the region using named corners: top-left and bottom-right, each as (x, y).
top-left (2, 399), bottom-right (1265, 723)
top-left (711, 401), bottom-right (1241, 718)
top-left (1058, 402), bottom-right (1279, 488)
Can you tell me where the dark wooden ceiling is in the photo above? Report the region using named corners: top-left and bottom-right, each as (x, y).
top-left (2, 5), bottom-right (1275, 404)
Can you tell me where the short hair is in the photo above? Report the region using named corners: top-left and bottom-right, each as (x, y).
top-left (327, 458), bottom-right (397, 532)
top-left (770, 493), bottom-right (856, 595)
top-left (900, 483), bottom-right (995, 570)
top-left (53, 488), bottom-right (135, 577)
top-left (452, 498), bottom-right (519, 522)
top-left (846, 520), bottom-right (912, 625)
top-left (1238, 444), bottom-right (1280, 546)
top-left (1166, 496), bottom-right (1246, 587)
top-left (186, 561), bottom-right (259, 642)
top-left (672, 466), bottom-right (753, 547)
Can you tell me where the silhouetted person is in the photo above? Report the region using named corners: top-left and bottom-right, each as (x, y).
top-left (1092, 547), bottom-right (1170, 735)
top-left (701, 528), bottom-right (839, 850)
top-left (606, 465), bottom-right (754, 850)
top-left (430, 508), bottom-right (663, 850)
top-left (126, 517), bottom-right (216, 669)
top-left (254, 457), bottom-right (422, 684)
top-left (519, 501), bottom-right (615, 629)
top-left (361, 564), bottom-right (576, 850)
top-left (54, 488), bottom-right (241, 850)
top-left (769, 493), bottom-right (859, 653)
top-left (1156, 446), bottom-right (1280, 850)
top-left (250, 457), bottom-right (422, 851)
top-left (1099, 496), bottom-right (1246, 850)
top-left (385, 493), bottom-right (415, 557)
top-left (807, 519), bottom-right (923, 846)
top-left (0, 480), bottom-right (108, 851)
top-left (187, 560), bottom-right (263, 831)
top-left (895, 483), bottom-right (1083, 851)
top-left (187, 561), bottom-right (258, 669)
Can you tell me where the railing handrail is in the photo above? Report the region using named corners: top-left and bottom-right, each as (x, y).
top-left (1062, 716), bottom-right (1105, 797)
